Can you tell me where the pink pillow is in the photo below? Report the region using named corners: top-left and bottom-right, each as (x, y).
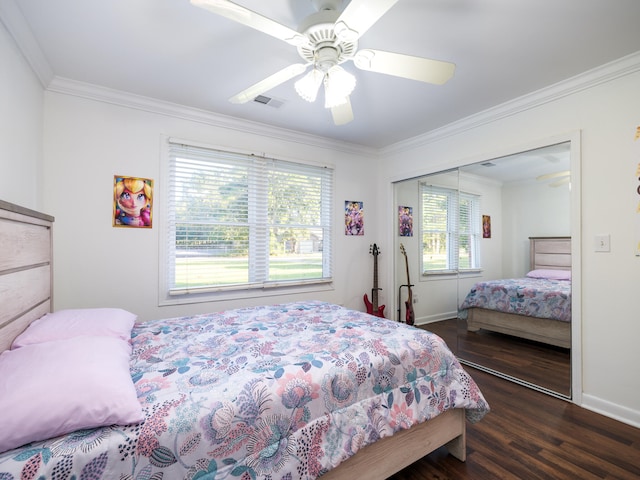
top-left (0, 336), bottom-right (143, 454)
top-left (12, 308), bottom-right (137, 348)
top-left (526, 269), bottom-right (571, 280)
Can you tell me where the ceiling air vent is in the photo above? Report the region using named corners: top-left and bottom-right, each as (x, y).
top-left (253, 95), bottom-right (284, 109)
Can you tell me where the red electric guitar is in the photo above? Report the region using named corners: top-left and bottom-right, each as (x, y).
top-left (364, 244), bottom-right (385, 318)
top-left (399, 243), bottom-right (415, 325)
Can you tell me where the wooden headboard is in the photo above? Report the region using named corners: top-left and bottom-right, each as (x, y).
top-left (0, 200), bottom-right (54, 352)
top-left (529, 236), bottom-right (571, 271)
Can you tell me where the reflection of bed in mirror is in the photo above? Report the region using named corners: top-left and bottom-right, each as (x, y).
top-left (459, 237), bottom-right (571, 349)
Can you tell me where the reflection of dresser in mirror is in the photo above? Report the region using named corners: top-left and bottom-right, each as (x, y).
top-left (393, 140), bottom-right (578, 399)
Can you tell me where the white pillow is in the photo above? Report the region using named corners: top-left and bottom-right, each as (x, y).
top-left (12, 308), bottom-right (137, 348)
top-left (0, 336), bottom-right (143, 454)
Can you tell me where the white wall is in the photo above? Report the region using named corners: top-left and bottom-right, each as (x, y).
top-left (379, 65), bottom-right (640, 427)
top-left (0, 20), bottom-right (43, 209)
top-left (501, 179), bottom-right (570, 277)
top-left (41, 92), bottom-right (380, 322)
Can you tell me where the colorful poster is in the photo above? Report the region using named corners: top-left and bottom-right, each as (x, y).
top-left (113, 176), bottom-right (153, 228)
top-left (398, 206), bottom-right (413, 236)
top-left (482, 215), bottom-right (491, 238)
top-left (345, 201), bottom-right (364, 235)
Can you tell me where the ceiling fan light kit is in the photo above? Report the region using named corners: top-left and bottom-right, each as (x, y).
top-left (294, 64), bottom-right (355, 108)
top-left (193, 0), bottom-right (456, 125)
top-left (294, 68), bottom-right (325, 102)
top-left (323, 65), bottom-right (356, 108)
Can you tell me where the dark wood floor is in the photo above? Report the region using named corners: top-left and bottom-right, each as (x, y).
top-left (388, 367), bottom-right (640, 480)
top-left (423, 319), bottom-right (571, 396)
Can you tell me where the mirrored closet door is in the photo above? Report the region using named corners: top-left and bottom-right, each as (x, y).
top-left (392, 142), bottom-right (575, 398)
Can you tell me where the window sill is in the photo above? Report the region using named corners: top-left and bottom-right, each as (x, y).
top-left (421, 269), bottom-right (483, 279)
top-left (159, 279), bottom-right (334, 307)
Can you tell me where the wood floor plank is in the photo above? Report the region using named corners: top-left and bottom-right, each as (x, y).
top-left (423, 319), bottom-right (571, 396)
top-left (388, 367), bottom-right (640, 480)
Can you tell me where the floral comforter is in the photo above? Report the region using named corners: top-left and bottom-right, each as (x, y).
top-left (0, 301), bottom-right (489, 480)
top-left (459, 277), bottom-right (571, 322)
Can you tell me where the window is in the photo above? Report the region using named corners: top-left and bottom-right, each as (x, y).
top-left (162, 139), bottom-right (333, 302)
top-left (420, 184), bottom-right (481, 274)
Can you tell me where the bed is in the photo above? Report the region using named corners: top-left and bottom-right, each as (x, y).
top-left (458, 237), bottom-right (571, 349)
top-left (0, 199), bottom-right (489, 479)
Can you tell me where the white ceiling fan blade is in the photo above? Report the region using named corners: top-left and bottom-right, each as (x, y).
top-left (353, 49), bottom-right (456, 85)
top-left (331, 97), bottom-right (354, 125)
top-left (229, 63), bottom-right (309, 104)
top-left (334, 0), bottom-right (399, 42)
top-left (550, 177), bottom-right (570, 187)
top-left (536, 170), bottom-right (570, 181)
top-left (191, 0), bottom-right (309, 47)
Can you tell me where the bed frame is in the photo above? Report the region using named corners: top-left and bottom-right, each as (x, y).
top-left (0, 199), bottom-right (467, 478)
top-left (0, 200), bottom-right (54, 352)
top-left (466, 236), bottom-right (571, 349)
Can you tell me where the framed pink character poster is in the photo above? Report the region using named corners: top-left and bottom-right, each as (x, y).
top-left (113, 176), bottom-right (153, 228)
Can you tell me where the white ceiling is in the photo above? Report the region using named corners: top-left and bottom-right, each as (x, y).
top-left (461, 142), bottom-right (570, 184)
top-left (8, 0), bottom-right (640, 149)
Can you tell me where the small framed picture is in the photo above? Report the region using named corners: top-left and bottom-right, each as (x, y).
top-left (113, 176), bottom-right (153, 228)
top-left (398, 206), bottom-right (413, 237)
top-left (345, 201), bottom-right (364, 236)
top-left (482, 215), bottom-right (491, 238)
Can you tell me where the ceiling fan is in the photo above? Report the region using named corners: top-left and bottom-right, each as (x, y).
top-left (191, 0), bottom-right (456, 125)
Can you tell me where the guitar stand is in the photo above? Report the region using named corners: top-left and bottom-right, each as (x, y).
top-left (397, 284), bottom-right (414, 322)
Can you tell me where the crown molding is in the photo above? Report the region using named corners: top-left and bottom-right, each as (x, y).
top-left (382, 50), bottom-right (640, 156)
top-left (47, 77), bottom-right (377, 157)
top-left (0, 0), bottom-right (53, 87)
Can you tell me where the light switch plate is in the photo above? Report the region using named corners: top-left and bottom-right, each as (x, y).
top-left (594, 234), bottom-right (610, 252)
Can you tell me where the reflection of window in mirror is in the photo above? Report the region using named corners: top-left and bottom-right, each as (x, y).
top-left (420, 183), bottom-right (481, 275)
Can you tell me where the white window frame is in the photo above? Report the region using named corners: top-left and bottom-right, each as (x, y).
top-left (420, 184), bottom-right (481, 275)
top-left (159, 137), bottom-right (334, 306)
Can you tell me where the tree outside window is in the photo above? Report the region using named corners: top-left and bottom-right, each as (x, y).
top-left (165, 141), bottom-right (333, 298)
top-left (421, 184), bottom-right (481, 274)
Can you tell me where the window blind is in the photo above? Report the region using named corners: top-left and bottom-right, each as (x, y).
top-left (458, 192), bottom-right (481, 270)
top-left (166, 140), bottom-right (333, 296)
top-left (421, 184), bottom-right (481, 273)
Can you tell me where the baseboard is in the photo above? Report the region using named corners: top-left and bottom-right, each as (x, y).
top-left (580, 393), bottom-right (640, 429)
top-left (415, 311), bottom-right (458, 326)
